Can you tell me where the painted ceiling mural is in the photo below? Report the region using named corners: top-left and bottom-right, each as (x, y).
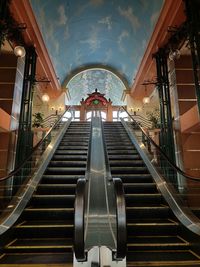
top-left (30, 0), bottom-right (164, 104)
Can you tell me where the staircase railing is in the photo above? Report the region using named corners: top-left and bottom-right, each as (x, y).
top-left (118, 106), bottom-right (200, 236)
top-left (42, 113), bottom-right (59, 128)
top-left (0, 107), bottom-right (74, 234)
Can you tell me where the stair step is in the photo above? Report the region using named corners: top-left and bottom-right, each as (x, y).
top-left (111, 166), bottom-right (149, 174)
top-left (125, 193), bottom-right (162, 205)
top-left (41, 175), bottom-right (82, 184)
top-left (55, 150), bottom-right (87, 155)
top-left (37, 184), bottom-right (76, 194)
top-left (59, 141), bottom-right (88, 146)
top-left (108, 150), bottom-right (138, 155)
top-left (45, 167), bottom-right (85, 175)
top-left (109, 154), bottom-right (141, 160)
top-left (14, 221), bottom-right (73, 238)
top-left (127, 250), bottom-right (200, 262)
top-left (124, 183), bottom-right (157, 193)
top-left (127, 219), bottom-right (179, 235)
top-left (22, 208), bottom-right (74, 220)
top-left (118, 174), bottom-right (153, 183)
top-left (57, 146), bottom-right (88, 150)
top-left (31, 195), bottom-right (75, 207)
top-left (49, 161), bottom-right (86, 167)
top-left (53, 155), bottom-right (87, 160)
top-left (5, 238), bottom-right (73, 253)
top-left (127, 235), bottom-right (189, 251)
top-left (0, 252), bottom-right (73, 264)
top-left (128, 236), bottom-right (187, 244)
top-left (110, 160), bottom-right (144, 167)
top-left (126, 206), bottom-right (170, 218)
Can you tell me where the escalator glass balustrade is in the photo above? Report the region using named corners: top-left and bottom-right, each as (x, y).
top-left (0, 121), bottom-right (90, 265)
top-left (104, 120), bottom-right (200, 267)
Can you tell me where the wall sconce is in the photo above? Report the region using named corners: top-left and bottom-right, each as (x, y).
top-left (14, 46), bottom-right (26, 58)
top-left (142, 84), bottom-right (150, 104)
top-left (42, 93), bottom-right (50, 102)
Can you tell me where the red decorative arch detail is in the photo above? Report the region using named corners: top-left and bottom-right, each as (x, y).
top-left (84, 89), bottom-right (109, 106)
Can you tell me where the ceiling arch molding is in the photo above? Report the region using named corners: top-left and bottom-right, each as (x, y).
top-left (64, 65), bottom-right (129, 106)
top-left (62, 64), bottom-right (130, 91)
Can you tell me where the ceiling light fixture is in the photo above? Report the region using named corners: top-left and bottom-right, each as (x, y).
top-left (14, 45), bottom-right (26, 57)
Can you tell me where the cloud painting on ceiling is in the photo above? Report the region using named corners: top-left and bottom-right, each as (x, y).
top-left (67, 69), bottom-right (126, 106)
top-left (30, 0), bottom-right (164, 86)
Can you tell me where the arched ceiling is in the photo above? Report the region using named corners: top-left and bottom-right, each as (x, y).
top-left (30, 0), bottom-right (164, 89)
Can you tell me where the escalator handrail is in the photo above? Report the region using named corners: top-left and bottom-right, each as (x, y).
top-left (74, 178), bottom-right (87, 261)
top-left (0, 107), bottom-right (73, 181)
top-left (113, 178), bottom-right (127, 260)
top-left (119, 106), bottom-right (200, 182)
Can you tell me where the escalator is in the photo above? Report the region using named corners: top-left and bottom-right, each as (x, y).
top-left (103, 121), bottom-right (200, 267)
top-left (0, 121), bottom-right (90, 265)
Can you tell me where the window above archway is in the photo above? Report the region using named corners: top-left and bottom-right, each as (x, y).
top-left (66, 69), bottom-right (126, 105)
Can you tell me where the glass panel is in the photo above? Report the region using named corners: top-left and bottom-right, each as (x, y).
top-left (118, 107), bottom-right (200, 215)
top-left (0, 109), bottom-right (73, 219)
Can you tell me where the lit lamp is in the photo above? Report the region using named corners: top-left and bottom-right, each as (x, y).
top-left (42, 93), bottom-right (50, 102)
top-left (14, 46), bottom-right (26, 58)
top-left (143, 96), bottom-right (150, 104)
top-left (142, 84), bottom-right (150, 104)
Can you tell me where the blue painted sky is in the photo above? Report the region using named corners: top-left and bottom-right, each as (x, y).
top-left (30, 0), bottom-right (164, 85)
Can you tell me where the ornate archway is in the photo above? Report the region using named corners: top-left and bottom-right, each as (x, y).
top-left (80, 89), bottom-right (113, 121)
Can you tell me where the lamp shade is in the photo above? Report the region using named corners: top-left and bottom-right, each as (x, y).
top-left (14, 46), bottom-right (26, 58)
top-left (42, 93), bottom-right (50, 102)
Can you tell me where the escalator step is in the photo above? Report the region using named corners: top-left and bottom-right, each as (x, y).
top-left (126, 206), bottom-right (170, 218)
top-left (41, 175), bottom-right (82, 184)
top-left (125, 193), bottom-right (162, 205)
top-left (49, 161), bottom-right (86, 167)
top-left (124, 183), bottom-right (157, 193)
top-left (52, 155), bottom-right (87, 160)
top-left (5, 238), bottom-right (73, 253)
top-left (55, 150), bottom-right (87, 155)
top-left (110, 160), bottom-right (144, 167)
top-left (37, 184), bottom-right (76, 194)
top-left (31, 195), bottom-right (75, 207)
top-left (111, 166), bottom-right (148, 174)
top-left (22, 207), bottom-right (74, 220)
top-left (127, 250), bottom-right (200, 262)
top-left (45, 167), bottom-right (85, 175)
top-left (0, 252), bottom-right (73, 264)
top-left (109, 154), bottom-right (141, 160)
